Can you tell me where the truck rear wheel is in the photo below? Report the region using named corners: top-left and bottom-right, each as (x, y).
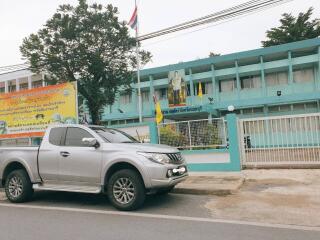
top-left (107, 169), bottom-right (145, 211)
top-left (5, 169), bottom-right (33, 203)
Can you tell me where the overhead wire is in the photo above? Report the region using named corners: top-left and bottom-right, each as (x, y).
top-left (138, 0), bottom-right (292, 41)
top-left (142, 0), bottom-right (291, 47)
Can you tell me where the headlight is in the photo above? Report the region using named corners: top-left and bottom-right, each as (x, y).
top-left (137, 152), bottom-right (171, 164)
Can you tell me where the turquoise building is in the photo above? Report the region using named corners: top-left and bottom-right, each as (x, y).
top-left (101, 38), bottom-right (320, 125)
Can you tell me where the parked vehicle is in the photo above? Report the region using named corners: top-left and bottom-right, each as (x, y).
top-left (0, 125), bottom-right (188, 210)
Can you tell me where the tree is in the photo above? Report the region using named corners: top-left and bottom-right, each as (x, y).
top-left (20, 0), bottom-right (151, 124)
top-left (262, 7), bottom-right (320, 47)
top-left (209, 52), bottom-right (221, 57)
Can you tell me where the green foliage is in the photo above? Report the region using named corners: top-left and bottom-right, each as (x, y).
top-left (159, 122), bottom-right (223, 149)
top-left (262, 7), bottom-right (320, 47)
top-left (209, 52), bottom-right (221, 57)
top-left (159, 125), bottom-right (187, 147)
top-left (20, 0), bottom-right (152, 124)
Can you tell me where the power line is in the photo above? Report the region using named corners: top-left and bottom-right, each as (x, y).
top-left (142, 0), bottom-right (290, 47)
top-left (138, 0), bottom-right (292, 41)
top-left (139, 0), bottom-right (285, 40)
top-left (139, 0), bottom-right (288, 40)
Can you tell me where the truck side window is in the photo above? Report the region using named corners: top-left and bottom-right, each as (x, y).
top-left (65, 127), bottom-right (94, 147)
top-left (49, 127), bottom-right (66, 146)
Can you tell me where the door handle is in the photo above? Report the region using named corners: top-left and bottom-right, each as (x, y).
top-left (60, 151), bottom-right (70, 157)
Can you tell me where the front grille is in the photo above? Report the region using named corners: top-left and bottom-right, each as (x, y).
top-left (167, 152), bottom-right (184, 164)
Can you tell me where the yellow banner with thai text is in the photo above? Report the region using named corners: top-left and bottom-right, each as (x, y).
top-left (0, 82), bottom-right (77, 138)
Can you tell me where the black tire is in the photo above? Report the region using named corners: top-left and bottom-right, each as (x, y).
top-left (5, 169), bottom-right (34, 203)
top-left (107, 169), bottom-right (145, 211)
top-left (156, 186), bottom-right (175, 195)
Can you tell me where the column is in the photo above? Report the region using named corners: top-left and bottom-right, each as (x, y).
top-left (226, 113), bottom-right (241, 171)
top-left (235, 60), bottom-right (240, 100)
top-left (288, 51), bottom-right (293, 85)
top-left (42, 73), bottom-right (46, 87)
top-left (16, 79), bottom-right (20, 91)
top-left (4, 81), bottom-right (8, 93)
top-left (260, 56), bottom-right (266, 96)
top-left (28, 76), bottom-right (32, 89)
top-left (317, 46), bottom-right (320, 90)
top-left (132, 84), bottom-right (138, 114)
top-left (116, 92), bottom-right (120, 110)
top-left (149, 75), bottom-right (154, 112)
top-left (208, 112), bottom-right (212, 124)
top-left (189, 68), bottom-right (194, 105)
top-left (211, 64), bottom-right (216, 100)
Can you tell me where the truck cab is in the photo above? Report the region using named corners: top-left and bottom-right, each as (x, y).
top-left (0, 124), bottom-right (188, 210)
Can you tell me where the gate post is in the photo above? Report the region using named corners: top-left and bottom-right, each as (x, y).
top-left (226, 113), bottom-right (241, 171)
top-left (149, 122), bottom-right (159, 144)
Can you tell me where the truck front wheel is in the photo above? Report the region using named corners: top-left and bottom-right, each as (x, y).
top-left (5, 169), bottom-right (33, 203)
top-left (107, 169), bottom-right (145, 211)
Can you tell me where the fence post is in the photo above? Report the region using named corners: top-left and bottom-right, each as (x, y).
top-left (187, 121), bottom-right (192, 150)
top-left (226, 113), bottom-right (241, 171)
top-left (149, 122), bottom-right (159, 144)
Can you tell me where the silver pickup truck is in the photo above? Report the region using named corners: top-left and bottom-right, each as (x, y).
top-left (0, 124), bottom-right (188, 210)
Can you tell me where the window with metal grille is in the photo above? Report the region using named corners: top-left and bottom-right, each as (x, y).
top-left (219, 78), bottom-right (236, 92)
top-left (155, 88), bottom-right (167, 100)
top-left (293, 68), bottom-right (314, 83)
top-left (141, 90), bottom-right (150, 102)
top-left (120, 93), bottom-right (132, 104)
top-left (266, 71), bottom-right (288, 86)
top-left (240, 75), bottom-right (261, 89)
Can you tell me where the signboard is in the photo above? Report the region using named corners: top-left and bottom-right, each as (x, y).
top-left (168, 70), bottom-right (186, 107)
top-left (0, 82), bottom-right (77, 138)
top-left (162, 106), bottom-right (203, 115)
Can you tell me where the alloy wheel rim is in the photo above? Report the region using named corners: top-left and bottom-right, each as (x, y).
top-left (8, 176), bottom-right (23, 198)
top-left (113, 177), bottom-right (135, 204)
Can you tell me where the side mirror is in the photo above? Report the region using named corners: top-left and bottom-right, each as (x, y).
top-left (82, 138), bottom-right (99, 148)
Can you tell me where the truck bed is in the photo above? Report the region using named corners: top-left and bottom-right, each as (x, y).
top-left (0, 146), bottom-right (40, 184)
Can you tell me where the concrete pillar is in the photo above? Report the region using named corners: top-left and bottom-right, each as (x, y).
top-left (132, 86), bottom-right (137, 112)
top-left (288, 51), bottom-right (293, 85)
top-left (208, 112), bottom-right (212, 124)
top-left (15, 79), bottom-right (20, 91)
top-left (235, 60), bottom-right (240, 100)
top-left (149, 75), bottom-right (154, 111)
top-left (42, 73), bottom-right (46, 87)
top-left (317, 46), bottom-right (320, 90)
top-left (148, 122), bottom-right (159, 144)
top-left (28, 76), bottom-right (32, 89)
top-left (260, 56), bottom-right (266, 96)
top-left (189, 68), bottom-right (194, 105)
top-left (226, 113), bottom-right (241, 171)
top-left (4, 81), bottom-right (8, 93)
top-left (211, 64), bottom-right (216, 100)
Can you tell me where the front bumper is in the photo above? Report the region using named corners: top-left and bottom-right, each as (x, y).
top-left (150, 173), bottom-right (188, 188)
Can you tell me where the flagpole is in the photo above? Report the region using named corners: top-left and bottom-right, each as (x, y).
top-left (135, 0), bottom-right (142, 123)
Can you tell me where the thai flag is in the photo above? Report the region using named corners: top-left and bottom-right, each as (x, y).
top-left (128, 6), bottom-right (138, 30)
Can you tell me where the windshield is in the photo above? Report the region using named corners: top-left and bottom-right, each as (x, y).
top-left (90, 127), bottom-right (139, 143)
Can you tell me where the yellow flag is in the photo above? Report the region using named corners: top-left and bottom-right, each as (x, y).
top-left (198, 82), bottom-right (203, 98)
top-left (154, 96), bottom-right (163, 124)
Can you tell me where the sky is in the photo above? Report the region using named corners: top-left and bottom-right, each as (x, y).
top-left (0, 0), bottom-right (320, 69)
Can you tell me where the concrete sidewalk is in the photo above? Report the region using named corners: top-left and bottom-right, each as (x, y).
top-left (204, 169), bottom-right (320, 227)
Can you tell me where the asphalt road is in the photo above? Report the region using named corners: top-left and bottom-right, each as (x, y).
top-left (0, 191), bottom-right (319, 240)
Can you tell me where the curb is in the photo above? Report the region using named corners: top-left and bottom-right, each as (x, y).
top-left (172, 188), bottom-right (234, 196)
top-left (172, 178), bottom-right (244, 196)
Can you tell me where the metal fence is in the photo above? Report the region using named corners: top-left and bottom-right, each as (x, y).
top-left (157, 118), bottom-right (227, 150)
top-left (239, 113), bottom-right (320, 167)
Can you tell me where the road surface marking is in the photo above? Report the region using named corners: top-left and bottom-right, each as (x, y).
top-left (0, 202), bottom-right (319, 232)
